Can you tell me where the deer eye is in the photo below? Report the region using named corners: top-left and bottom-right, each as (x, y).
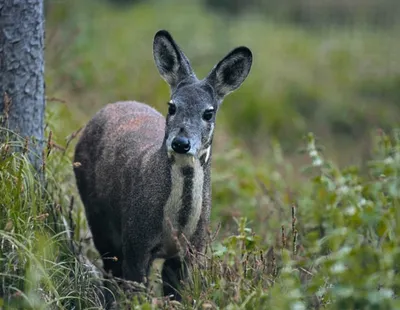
top-left (168, 102), bottom-right (176, 116)
top-left (202, 108), bottom-right (214, 121)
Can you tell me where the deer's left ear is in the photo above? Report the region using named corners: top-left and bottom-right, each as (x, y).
top-left (205, 47), bottom-right (252, 101)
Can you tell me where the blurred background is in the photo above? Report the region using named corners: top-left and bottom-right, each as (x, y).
top-left (44, 0), bottom-right (400, 232)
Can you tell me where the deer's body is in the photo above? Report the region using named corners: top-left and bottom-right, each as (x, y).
top-left (74, 30), bottom-right (252, 300)
top-left (75, 101), bottom-right (211, 275)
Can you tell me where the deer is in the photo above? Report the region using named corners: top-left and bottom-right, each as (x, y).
top-left (73, 29), bottom-right (252, 301)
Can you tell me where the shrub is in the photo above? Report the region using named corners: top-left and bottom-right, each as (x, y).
top-left (2, 124), bottom-right (399, 308)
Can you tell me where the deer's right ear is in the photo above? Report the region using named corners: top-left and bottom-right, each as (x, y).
top-left (153, 30), bottom-right (195, 91)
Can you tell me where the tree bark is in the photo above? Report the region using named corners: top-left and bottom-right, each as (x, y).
top-left (0, 0), bottom-right (45, 171)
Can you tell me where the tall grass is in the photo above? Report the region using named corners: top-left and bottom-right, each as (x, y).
top-left (1, 119), bottom-right (399, 308)
top-left (0, 114), bottom-right (107, 309)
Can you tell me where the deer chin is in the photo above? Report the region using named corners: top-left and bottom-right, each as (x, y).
top-left (168, 147), bottom-right (211, 166)
top-left (167, 149), bottom-right (201, 165)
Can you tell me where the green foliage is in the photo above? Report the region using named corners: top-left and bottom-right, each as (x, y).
top-left (204, 0), bottom-right (400, 28)
top-left (298, 131), bottom-right (400, 308)
top-left (1, 125), bottom-right (399, 308)
top-left (45, 0), bottom-right (400, 160)
top-left (0, 115), bottom-right (107, 309)
top-left (181, 130), bottom-right (400, 310)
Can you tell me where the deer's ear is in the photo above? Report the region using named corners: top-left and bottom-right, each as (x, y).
top-left (205, 47), bottom-right (252, 100)
top-left (153, 30), bottom-right (195, 91)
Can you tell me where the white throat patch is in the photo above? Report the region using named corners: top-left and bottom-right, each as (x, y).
top-left (162, 155), bottom-right (204, 258)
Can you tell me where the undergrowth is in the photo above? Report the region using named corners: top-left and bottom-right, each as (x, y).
top-left (0, 120), bottom-right (107, 309)
top-left (45, 0), bottom-right (400, 161)
top-left (1, 121), bottom-right (399, 309)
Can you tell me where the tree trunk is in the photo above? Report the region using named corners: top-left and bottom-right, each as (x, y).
top-left (0, 0), bottom-right (45, 171)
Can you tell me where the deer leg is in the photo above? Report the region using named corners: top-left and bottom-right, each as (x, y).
top-left (122, 242), bottom-right (152, 285)
top-left (161, 256), bottom-right (189, 301)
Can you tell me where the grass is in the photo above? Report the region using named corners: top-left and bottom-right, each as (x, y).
top-left (1, 0), bottom-right (400, 308)
top-left (1, 117), bottom-right (399, 309)
top-left (0, 119), bottom-right (108, 309)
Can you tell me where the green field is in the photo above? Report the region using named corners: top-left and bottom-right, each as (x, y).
top-left (1, 0), bottom-right (400, 308)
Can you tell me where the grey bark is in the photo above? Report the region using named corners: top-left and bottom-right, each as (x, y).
top-left (0, 0), bottom-right (45, 170)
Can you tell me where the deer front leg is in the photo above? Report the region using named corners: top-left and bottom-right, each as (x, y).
top-left (161, 255), bottom-right (189, 301)
top-left (122, 241), bottom-right (153, 284)
top-left (121, 217), bottom-right (157, 287)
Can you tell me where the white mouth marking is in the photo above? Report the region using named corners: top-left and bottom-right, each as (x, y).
top-left (204, 146), bottom-right (211, 163)
top-left (199, 146), bottom-right (211, 164)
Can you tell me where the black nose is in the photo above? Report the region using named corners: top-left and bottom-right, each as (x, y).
top-left (171, 136), bottom-right (191, 154)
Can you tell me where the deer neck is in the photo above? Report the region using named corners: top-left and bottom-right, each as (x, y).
top-left (162, 143), bottom-right (211, 256)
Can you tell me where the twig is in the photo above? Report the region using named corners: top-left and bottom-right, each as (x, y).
top-left (291, 204), bottom-right (297, 233)
top-left (281, 225), bottom-right (286, 249)
top-left (210, 222), bottom-right (221, 242)
top-left (3, 92), bottom-right (12, 127)
top-left (65, 127), bottom-right (83, 151)
top-left (68, 196), bottom-right (75, 253)
top-left (45, 96), bottom-right (68, 104)
top-left (46, 130), bottom-right (53, 157)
